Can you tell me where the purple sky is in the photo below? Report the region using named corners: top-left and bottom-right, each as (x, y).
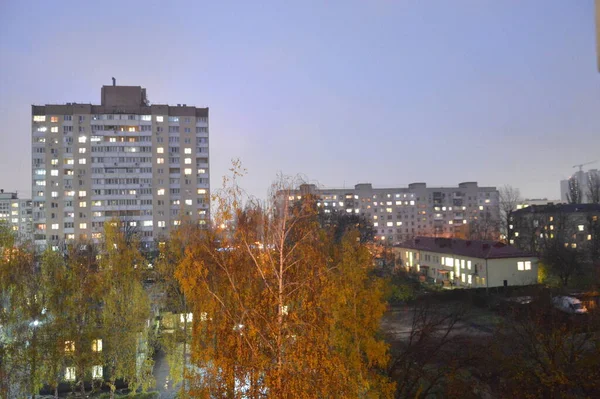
top-left (1, 0), bottom-right (598, 201)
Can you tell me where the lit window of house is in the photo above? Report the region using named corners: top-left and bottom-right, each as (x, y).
top-left (578, 225), bottom-right (584, 231)
top-left (65, 341), bottom-right (75, 352)
top-left (92, 366), bottom-right (103, 379)
top-left (92, 339), bottom-right (102, 352)
top-left (65, 367), bottom-right (76, 381)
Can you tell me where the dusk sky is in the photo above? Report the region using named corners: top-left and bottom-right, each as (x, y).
top-left (1, 0), bottom-right (598, 201)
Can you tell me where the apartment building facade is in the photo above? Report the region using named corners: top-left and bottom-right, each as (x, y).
top-left (560, 169), bottom-right (600, 203)
top-left (31, 84), bottom-right (209, 249)
top-left (289, 182), bottom-right (500, 243)
top-left (510, 203), bottom-right (600, 256)
top-left (0, 190), bottom-right (33, 243)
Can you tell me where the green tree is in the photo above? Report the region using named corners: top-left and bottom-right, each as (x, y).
top-left (100, 221), bottom-right (154, 399)
top-left (0, 222), bottom-right (45, 398)
top-left (155, 224), bottom-right (195, 394)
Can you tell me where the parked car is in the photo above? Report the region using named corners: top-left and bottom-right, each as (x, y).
top-left (552, 296), bottom-right (588, 314)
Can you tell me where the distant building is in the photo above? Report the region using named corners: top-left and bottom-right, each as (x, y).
top-left (510, 203), bottom-right (600, 256)
top-left (560, 169), bottom-right (599, 203)
top-left (516, 198), bottom-right (561, 210)
top-left (395, 236), bottom-right (538, 289)
top-left (284, 182), bottom-right (500, 243)
top-left (31, 83), bottom-right (210, 250)
top-left (0, 190), bottom-right (32, 243)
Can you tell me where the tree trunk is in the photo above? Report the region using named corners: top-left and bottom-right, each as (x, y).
top-left (54, 385), bottom-right (58, 399)
top-left (182, 304), bottom-right (188, 399)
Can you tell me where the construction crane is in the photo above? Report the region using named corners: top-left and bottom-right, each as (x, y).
top-left (573, 160), bottom-right (598, 172)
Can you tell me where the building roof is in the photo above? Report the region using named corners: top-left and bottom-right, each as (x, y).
top-left (395, 236), bottom-right (534, 259)
top-left (512, 203), bottom-right (600, 216)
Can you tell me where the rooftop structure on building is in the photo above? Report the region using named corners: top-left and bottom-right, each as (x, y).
top-left (31, 82), bottom-right (210, 249)
top-left (0, 190), bottom-right (33, 243)
top-left (285, 182), bottom-right (500, 243)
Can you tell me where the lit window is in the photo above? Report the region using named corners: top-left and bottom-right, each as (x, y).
top-left (92, 339), bottom-right (102, 352)
top-left (461, 260), bottom-right (465, 269)
top-left (184, 158), bottom-right (192, 164)
top-left (157, 147), bottom-right (164, 154)
top-left (79, 223), bottom-right (87, 229)
top-left (157, 158), bottom-right (164, 164)
top-left (467, 275), bottom-right (472, 284)
top-left (158, 221), bottom-right (166, 227)
top-left (449, 220), bottom-right (453, 225)
top-left (156, 116), bottom-right (164, 122)
top-left (50, 126), bottom-right (58, 133)
top-left (386, 208), bottom-right (392, 213)
top-left (485, 199), bottom-right (490, 203)
top-left (92, 366), bottom-right (103, 379)
top-left (386, 222), bottom-right (393, 227)
top-left (51, 223), bottom-right (59, 230)
top-left (78, 159), bottom-right (86, 164)
top-left (128, 127), bottom-right (136, 132)
top-left (51, 191), bottom-right (58, 198)
top-left (173, 220), bottom-right (181, 226)
top-left (33, 115), bottom-right (46, 122)
top-left (184, 168), bottom-right (192, 175)
top-left (78, 136), bottom-right (87, 143)
top-left (78, 191), bottom-right (86, 197)
top-left (588, 234), bottom-right (593, 240)
top-left (66, 159), bottom-right (74, 165)
top-left (518, 261), bottom-right (524, 271)
top-left (79, 201), bottom-right (87, 207)
top-left (91, 136), bottom-right (101, 142)
top-left (409, 200), bottom-right (415, 206)
top-left (141, 115), bottom-right (151, 121)
top-left (373, 222), bottom-right (379, 227)
top-left (198, 168), bottom-right (206, 174)
top-left (78, 148), bottom-right (86, 154)
top-left (50, 116), bottom-right (59, 123)
top-left (525, 261), bottom-right (531, 270)
top-left (445, 258), bottom-right (454, 267)
top-left (50, 170), bottom-right (58, 176)
top-left (467, 260), bottom-right (472, 270)
top-left (578, 225), bottom-right (584, 231)
top-left (197, 189), bottom-right (206, 194)
top-left (185, 199), bottom-right (192, 205)
top-left (65, 367), bottom-right (76, 381)
top-left (184, 148), bottom-right (192, 154)
top-left (479, 206), bottom-right (484, 210)
top-left (396, 221), bottom-right (402, 226)
top-left (571, 243), bottom-right (577, 249)
top-left (143, 220), bottom-right (153, 227)
top-left (65, 341), bottom-right (75, 352)
top-left (157, 189), bottom-right (165, 195)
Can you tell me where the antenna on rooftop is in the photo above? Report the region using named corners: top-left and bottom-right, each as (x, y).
top-left (112, 77), bottom-right (116, 86)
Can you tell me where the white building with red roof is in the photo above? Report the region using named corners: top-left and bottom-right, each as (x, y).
top-left (395, 236), bottom-right (538, 289)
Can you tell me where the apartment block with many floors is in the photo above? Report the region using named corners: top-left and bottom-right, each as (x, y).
top-left (0, 190), bottom-right (33, 243)
top-left (288, 182), bottom-right (500, 243)
top-left (31, 83), bottom-right (209, 249)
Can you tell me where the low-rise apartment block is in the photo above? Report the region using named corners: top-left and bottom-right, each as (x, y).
top-left (510, 203), bottom-right (600, 256)
top-left (0, 190), bottom-right (33, 243)
top-left (395, 237), bottom-right (538, 289)
top-left (289, 182), bottom-right (500, 243)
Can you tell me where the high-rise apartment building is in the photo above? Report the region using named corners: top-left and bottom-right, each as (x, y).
top-left (286, 182), bottom-right (500, 243)
top-left (560, 169), bottom-right (599, 203)
top-left (31, 84), bottom-right (209, 249)
top-left (0, 190), bottom-right (33, 243)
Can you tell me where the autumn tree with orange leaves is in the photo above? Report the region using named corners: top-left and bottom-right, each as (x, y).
top-left (172, 165), bottom-right (394, 398)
